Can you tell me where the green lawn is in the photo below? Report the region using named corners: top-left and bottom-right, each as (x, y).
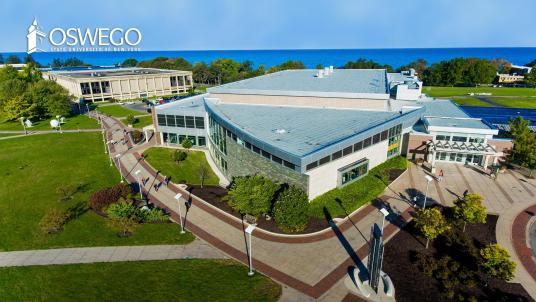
top-left (0, 114), bottom-right (99, 131)
top-left (0, 260), bottom-right (281, 302)
top-left (488, 97), bottom-right (536, 109)
top-left (120, 115), bottom-right (153, 128)
top-left (0, 133), bottom-right (194, 251)
top-left (96, 104), bottom-right (143, 118)
top-left (309, 156), bottom-right (408, 218)
top-left (0, 133), bottom-right (19, 138)
top-left (144, 147), bottom-right (220, 186)
top-left (451, 97), bottom-right (492, 107)
top-left (423, 86), bottom-right (536, 98)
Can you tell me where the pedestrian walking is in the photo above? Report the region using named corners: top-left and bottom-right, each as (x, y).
top-left (463, 189), bottom-right (468, 198)
top-left (153, 183), bottom-right (158, 192)
top-left (438, 169), bottom-right (444, 182)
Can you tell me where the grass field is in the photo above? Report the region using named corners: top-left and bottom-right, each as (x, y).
top-left (0, 260), bottom-right (281, 302)
top-left (451, 97), bottom-right (492, 107)
top-left (120, 115), bottom-right (153, 128)
top-left (0, 133), bottom-right (19, 137)
top-left (144, 147), bottom-right (219, 186)
top-left (0, 133), bottom-right (194, 251)
top-left (0, 114), bottom-right (99, 131)
top-left (489, 97), bottom-right (536, 109)
top-left (96, 104), bottom-right (142, 118)
top-left (424, 86), bottom-right (536, 98)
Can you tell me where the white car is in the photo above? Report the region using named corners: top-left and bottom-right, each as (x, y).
top-left (126, 101), bottom-right (134, 105)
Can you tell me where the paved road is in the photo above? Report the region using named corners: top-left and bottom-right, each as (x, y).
top-left (0, 239), bottom-right (227, 267)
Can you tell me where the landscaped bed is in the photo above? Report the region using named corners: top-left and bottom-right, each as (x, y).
top-left (383, 214), bottom-right (534, 302)
top-left (0, 259), bottom-right (281, 302)
top-left (0, 133), bottom-right (193, 251)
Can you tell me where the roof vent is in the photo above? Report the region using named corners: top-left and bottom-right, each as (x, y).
top-left (324, 67), bottom-right (330, 75)
top-left (274, 128), bottom-right (287, 134)
top-left (316, 70), bottom-right (324, 78)
top-left (329, 66), bottom-right (334, 73)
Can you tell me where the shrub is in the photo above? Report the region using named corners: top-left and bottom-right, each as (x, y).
top-left (225, 175), bottom-right (279, 217)
top-left (106, 198), bottom-right (140, 221)
top-left (414, 207), bottom-right (450, 248)
top-left (181, 138), bottom-right (193, 151)
top-left (143, 208), bottom-right (169, 223)
top-left (132, 130), bottom-right (143, 143)
top-left (88, 183), bottom-right (132, 212)
top-left (479, 244), bottom-right (516, 281)
top-left (39, 209), bottom-right (68, 234)
top-left (56, 184), bottom-right (77, 202)
top-left (125, 114), bottom-right (137, 125)
top-left (272, 186), bottom-right (309, 232)
top-left (107, 217), bottom-right (138, 237)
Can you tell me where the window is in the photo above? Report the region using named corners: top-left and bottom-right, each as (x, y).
top-left (252, 145), bottom-right (260, 154)
top-left (449, 153), bottom-right (456, 161)
top-left (354, 141), bottom-right (363, 152)
top-left (306, 161), bottom-right (318, 171)
top-left (166, 115), bottom-right (176, 127)
top-left (169, 133), bottom-right (178, 144)
top-left (245, 141), bottom-right (251, 149)
top-left (284, 161), bottom-right (295, 170)
top-left (195, 117), bottom-right (205, 129)
top-left (340, 159), bottom-right (369, 186)
top-left (175, 115), bottom-right (185, 127)
top-left (170, 77), bottom-right (177, 86)
top-left (198, 136), bottom-right (206, 146)
top-left (469, 137), bottom-right (484, 143)
top-left (373, 133), bottom-right (381, 144)
top-left (343, 146), bottom-right (353, 156)
top-left (261, 150), bottom-right (270, 159)
top-left (452, 136), bottom-right (467, 142)
top-left (319, 155), bottom-right (330, 166)
top-left (157, 114), bottom-right (166, 126)
top-left (363, 137), bottom-right (372, 148)
top-left (178, 135), bottom-right (186, 144)
top-left (80, 83), bottom-right (91, 95)
top-left (187, 136), bottom-right (196, 145)
top-left (185, 116), bottom-right (195, 128)
top-left (332, 150), bottom-right (342, 160)
top-left (272, 155), bottom-right (283, 164)
top-left (436, 135), bottom-right (450, 141)
top-left (381, 130), bottom-right (388, 141)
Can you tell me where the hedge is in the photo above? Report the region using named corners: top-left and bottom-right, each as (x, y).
top-left (308, 156), bottom-right (408, 218)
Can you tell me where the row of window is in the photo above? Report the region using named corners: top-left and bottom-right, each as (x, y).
top-left (169, 76), bottom-right (191, 87)
top-left (208, 116), bottom-right (298, 171)
top-left (162, 132), bottom-right (206, 146)
top-left (81, 81), bottom-right (111, 95)
top-left (340, 160), bottom-right (369, 186)
top-left (157, 114), bottom-right (205, 129)
top-left (435, 134), bottom-right (485, 143)
top-left (305, 124), bottom-right (402, 171)
top-left (435, 152), bottom-right (484, 165)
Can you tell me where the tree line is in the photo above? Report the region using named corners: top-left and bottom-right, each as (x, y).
top-left (0, 64), bottom-right (72, 121)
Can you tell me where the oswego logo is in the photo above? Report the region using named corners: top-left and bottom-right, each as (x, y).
top-left (26, 18), bottom-right (142, 54)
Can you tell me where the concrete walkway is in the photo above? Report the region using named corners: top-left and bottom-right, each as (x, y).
top-left (0, 239), bottom-right (227, 267)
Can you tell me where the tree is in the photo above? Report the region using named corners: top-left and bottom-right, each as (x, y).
top-left (0, 54), bottom-right (4, 64)
top-left (125, 114), bottom-right (136, 126)
top-left (272, 186), bottom-right (309, 232)
top-left (479, 244), bottom-right (516, 281)
top-left (197, 163), bottom-right (210, 188)
top-left (341, 58), bottom-right (394, 72)
top-left (193, 61), bottom-right (213, 84)
top-left (268, 60), bottom-right (306, 73)
top-left (225, 175), bottom-right (279, 217)
top-left (122, 58), bottom-right (138, 67)
top-left (453, 193), bottom-right (487, 232)
top-left (396, 59), bottom-right (427, 75)
top-left (524, 68), bottom-right (536, 86)
top-left (181, 138), bottom-right (193, 152)
top-left (414, 207), bottom-right (450, 248)
top-left (172, 149), bottom-right (187, 165)
top-left (509, 116), bottom-right (536, 176)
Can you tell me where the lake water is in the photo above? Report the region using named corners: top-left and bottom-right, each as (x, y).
top-left (2, 48), bottom-right (536, 68)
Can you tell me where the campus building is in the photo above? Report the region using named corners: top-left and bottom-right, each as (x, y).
top-left (44, 67), bottom-right (193, 102)
top-left (151, 68), bottom-right (511, 199)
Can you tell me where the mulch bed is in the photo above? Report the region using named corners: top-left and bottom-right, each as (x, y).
top-left (186, 185), bottom-right (330, 234)
top-left (387, 168), bottom-right (405, 182)
top-left (383, 215), bottom-right (534, 302)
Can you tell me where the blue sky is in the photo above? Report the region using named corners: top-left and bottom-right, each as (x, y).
top-left (1, 0), bottom-right (535, 52)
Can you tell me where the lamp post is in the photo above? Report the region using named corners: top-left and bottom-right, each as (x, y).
top-left (86, 104), bottom-right (90, 116)
top-left (115, 153), bottom-right (124, 183)
top-left (20, 117), bottom-right (27, 135)
top-left (423, 175), bottom-right (434, 209)
top-left (134, 170), bottom-right (143, 200)
top-left (102, 130), bottom-right (107, 154)
top-left (107, 141), bottom-right (113, 166)
top-left (245, 224), bottom-right (256, 276)
top-left (174, 193), bottom-right (186, 234)
top-left (379, 208), bottom-right (390, 236)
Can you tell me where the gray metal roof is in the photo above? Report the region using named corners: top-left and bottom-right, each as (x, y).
top-left (205, 100), bottom-right (404, 157)
top-left (208, 69), bottom-right (389, 99)
top-left (419, 100), bottom-right (470, 118)
top-left (48, 67), bottom-right (187, 79)
top-left (155, 94), bottom-right (206, 115)
top-left (424, 116), bottom-right (492, 130)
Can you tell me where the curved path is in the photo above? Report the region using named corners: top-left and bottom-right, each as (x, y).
top-left (100, 112), bottom-right (417, 300)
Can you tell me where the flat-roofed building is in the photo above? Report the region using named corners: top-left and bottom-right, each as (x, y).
top-left (44, 67), bottom-right (193, 102)
top-left (152, 68), bottom-right (510, 199)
